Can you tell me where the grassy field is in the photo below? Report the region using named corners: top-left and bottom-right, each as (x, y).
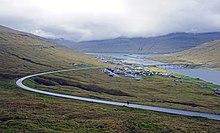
top-left (146, 66), bottom-right (170, 74)
top-left (24, 68), bottom-right (220, 114)
top-left (1, 79), bottom-right (220, 132)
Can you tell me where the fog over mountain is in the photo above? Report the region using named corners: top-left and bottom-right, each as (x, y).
top-left (64, 32), bottom-right (220, 54)
top-left (1, 0), bottom-right (220, 41)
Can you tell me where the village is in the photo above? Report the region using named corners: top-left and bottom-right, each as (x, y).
top-left (92, 54), bottom-right (220, 95)
top-left (103, 65), bottom-right (175, 80)
top-left (94, 55), bottom-right (174, 80)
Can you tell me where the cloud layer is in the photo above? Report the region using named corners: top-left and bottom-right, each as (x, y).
top-left (1, 0), bottom-right (220, 41)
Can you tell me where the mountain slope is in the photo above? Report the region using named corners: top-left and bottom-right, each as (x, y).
top-left (1, 25), bottom-right (220, 132)
top-left (0, 25), bottom-right (101, 79)
top-left (63, 32), bottom-right (220, 53)
top-left (148, 40), bottom-right (220, 70)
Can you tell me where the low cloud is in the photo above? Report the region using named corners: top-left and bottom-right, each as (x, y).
top-left (1, 0), bottom-right (220, 41)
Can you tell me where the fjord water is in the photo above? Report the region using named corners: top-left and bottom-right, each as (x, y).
top-left (167, 69), bottom-right (220, 86)
top-left (87, 53), bottom-right (220, 86)
top-left (87, 52), bottom-right (164, 65)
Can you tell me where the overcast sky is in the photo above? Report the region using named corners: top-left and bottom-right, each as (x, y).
top-left (1, 0), bottom-right (220, 41)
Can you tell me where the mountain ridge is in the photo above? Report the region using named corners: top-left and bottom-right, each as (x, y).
top-left (53, 32), bottom-right (220, 54)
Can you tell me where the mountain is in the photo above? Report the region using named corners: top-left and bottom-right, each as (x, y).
top-left (60, 32), bottom-right (220, 54)
top-left (49, 38), bottom-right (74, 46)
top-left (147, 40), bottom-right (220, 70)
top-left (0, 25), bottom-right (101, 79)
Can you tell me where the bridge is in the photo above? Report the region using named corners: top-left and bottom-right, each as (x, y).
top-left (145, 64), bottom-right (191, 69)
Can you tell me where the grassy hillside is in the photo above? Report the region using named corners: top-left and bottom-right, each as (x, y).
top-left (2, 80), bottom-right (220, 133)
top-left (1, 25), bottom-right (220, 132)
top-left (24, 68), bottom-right (220, 114)
top-left (0, 25), bottom-right (103, 79)
top-left (60, 32), bottom-right (220, 54)
top-left (147, 40), bottom-right (220, 70)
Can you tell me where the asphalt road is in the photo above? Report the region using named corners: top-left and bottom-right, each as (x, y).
top-left (16, 67), bottom-right (220, 121)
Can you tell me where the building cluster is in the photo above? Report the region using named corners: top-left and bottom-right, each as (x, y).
top-left (104, 65), bottom-right (174, 80)
top-left (214, 89), bottom-right (220, 95)
top-left (96, 55), bottom-right (174, 80)
top-left (96, 56), bottom-right (124, 65)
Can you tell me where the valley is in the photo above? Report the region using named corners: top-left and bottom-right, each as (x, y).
top-left (2, 1), bottom-right (220, 132)
top-left (23, 67), bottom-right (220, 114)
top-left (1, 25), bottom-right (220, 132)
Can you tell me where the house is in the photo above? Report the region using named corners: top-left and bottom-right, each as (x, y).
top-left (214, 89), bottom-right (220, 95)
top-left (134, 76), bottom-right (142, 80)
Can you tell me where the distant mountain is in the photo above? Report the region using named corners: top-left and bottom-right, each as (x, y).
top-left (0, 25), bottom-right (101, 79)
top-left (148, 40), bottom-right (220, 70)
top-left (57, 32), bottom-right (220, 54)
top-left (49, 38), bottom-right (74, 46)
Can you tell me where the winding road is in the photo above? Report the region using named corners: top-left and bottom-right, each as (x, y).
top-left (16, 67), bottom-right (220, 121)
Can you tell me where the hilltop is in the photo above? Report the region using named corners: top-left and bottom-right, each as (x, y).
top-left (57, 32), bottom-right (220, 53)
top-left (147, 40), bottom-right (220, 70)
top-left (0, 25), bottom-right (101, 79)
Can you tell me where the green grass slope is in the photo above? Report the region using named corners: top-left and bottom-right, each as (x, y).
top-left (147, 40), bottom-right (220, 70)
top-left (1, 25), bottom-right (220, 132)
top-left (0, 25), bottom-right (102, 79)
